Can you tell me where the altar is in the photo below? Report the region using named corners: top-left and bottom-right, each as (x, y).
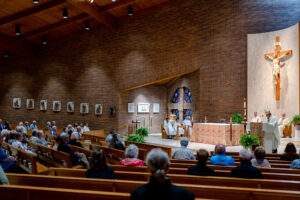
top-left (190, 123), bottom-right (244, 145)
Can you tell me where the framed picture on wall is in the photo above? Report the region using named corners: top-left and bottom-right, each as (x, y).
top-left (80, 103), bottom-right (89, 114)
top-left (40, 100), bottom-right (47, 111)
top-left (66, 102), bottom-right (75, 113)
top-left (95, 104), bottom-right (103, 115)
top-left (26, 99), bottom-right (34, 110)
top-left (153, 103), bottom-right (160, 113)
top-left (128, 103), bottom-right (135, 113)
top-left (138, 103), bottom-right (150, 113)
top-left (12, 98), bottom-right (21, 109)
top-left (53, 101), bottom-right (61, 112)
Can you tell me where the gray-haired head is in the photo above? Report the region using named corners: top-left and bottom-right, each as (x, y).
top-left (125, 144), bottom-right (139, 159)
top-left (180, 137), bottom-right (189, 147)
top-left (0, 129), bottom-right (9, 138)
top-left (239, 149), bottom-right (253, 160)
top-left (146, 148), bottom-right (170, 174)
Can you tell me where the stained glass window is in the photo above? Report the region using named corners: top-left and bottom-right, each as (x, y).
top-left (171, 88), bottom-right (180, 103)
top-left (183, 87), bottom-right (192, 103)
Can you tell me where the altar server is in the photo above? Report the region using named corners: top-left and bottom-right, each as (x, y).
top-left (278, 113), bottom-right (290, 138)
top-left (251, 112), bottom-right (262, 123)
top-left (182, 116), bottom-right (193, 136)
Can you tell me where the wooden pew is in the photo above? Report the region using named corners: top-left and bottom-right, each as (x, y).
top-left (1, 142), bottom-right (38, 174)
top-left (46, 167), bottom-right (300, 181)
top-left (0, 185), bottom-right (130, 200)
top-left (30, 143), bottom-right (73, 167)
top-left (110, 164), bottom-right (300, 175)
top-left (5, 174), bottom-right (300, 199)
top-left (7, 172), bottom-right (300, 191)
top-left (171, 158), bottom-right (291, 165)
top-left (170, 162), bottom-right (291, 169)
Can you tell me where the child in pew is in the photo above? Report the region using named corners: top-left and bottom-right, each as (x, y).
top-left (86, 150), bottom-right (116, 179)
top-left (230, 149), bottom-right (263, 179)
top-left (120, 144), bottom-right (144, 167)
top-left (131, 148), bottom-right (195, 200)
top-left (251, 146), bottom-right (271, 168)
top-left (187, 149), bottom-right (216, 176)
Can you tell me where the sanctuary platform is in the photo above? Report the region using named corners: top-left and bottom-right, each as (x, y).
top-left (145, 134), bottom-right (300, 154)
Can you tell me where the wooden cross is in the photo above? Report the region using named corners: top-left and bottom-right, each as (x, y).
top-left (264, 36), bottom-right (292, 101)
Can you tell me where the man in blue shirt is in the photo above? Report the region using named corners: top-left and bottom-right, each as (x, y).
top-left (210, 144), bottom-right (235, 166)
top-left (29, 120), bottom-right (38, 130)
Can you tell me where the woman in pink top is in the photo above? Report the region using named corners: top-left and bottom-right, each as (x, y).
top-left (120, 144), bottom-right (144, 167)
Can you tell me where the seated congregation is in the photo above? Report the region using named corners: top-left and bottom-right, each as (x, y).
top-left (1, 120), bottom-right (300, 199)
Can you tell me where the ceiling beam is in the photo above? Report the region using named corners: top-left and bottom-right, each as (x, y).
top-left (0, 0), bottom-right (66, 26)
top-left (20, 13), bottom-right (89, 38)
top-left (66, 0), bottom-right (115, 29)
top-left (98, 0), bottom-right (135, 11)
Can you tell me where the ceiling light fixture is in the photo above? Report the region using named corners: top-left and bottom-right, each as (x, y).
top-left (63, 7), bottom-right (69, 19)
top-left (84, 21), bottom-right (91, 31)
top-left (15, 25), bottom-right (21, 36)
top-left (32, 0), bottom-right (39, 4)
top-left (42, 35), bottom-right (48, 46)
top-left (127, 5), bottom-right (133, 16)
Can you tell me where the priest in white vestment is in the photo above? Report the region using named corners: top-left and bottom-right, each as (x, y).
top-left (263, 111), bottom-right (280, 153)
top-left (277, 113), bottom-right (290, 138)
top-left (251, 112), bottom-right (262, 123)
top-left (182, 116), bottom-right (193, 136)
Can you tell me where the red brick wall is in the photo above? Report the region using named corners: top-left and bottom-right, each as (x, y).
top-left (0, 0), bottom-right (300, 131)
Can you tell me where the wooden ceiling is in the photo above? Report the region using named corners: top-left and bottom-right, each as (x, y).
top-left (0, 0), bottom-right (168, 55)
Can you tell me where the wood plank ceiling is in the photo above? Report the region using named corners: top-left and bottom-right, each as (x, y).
top-left (0, 0), bottom-right (168, 55)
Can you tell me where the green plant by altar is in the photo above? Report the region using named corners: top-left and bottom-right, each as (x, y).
top-left (291, 115), bottom-right (300, 125)
top-left (231, 112), bottom-right (243, 124)
top-left (240, 133), bottom-right (260, 149)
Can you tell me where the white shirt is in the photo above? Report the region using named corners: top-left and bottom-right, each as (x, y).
top-left (251, 116), bottom-right (262, 123)
top-left (83, 126), bottom-right (90, 133)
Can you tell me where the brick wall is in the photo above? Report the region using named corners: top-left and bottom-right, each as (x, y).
top-left (0, 0), bottom-right (300, 131)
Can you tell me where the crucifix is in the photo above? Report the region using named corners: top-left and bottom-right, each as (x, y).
top-left (264, 36), bottom-right (293, 101)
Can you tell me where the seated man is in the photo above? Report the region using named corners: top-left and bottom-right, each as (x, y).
top-left (172, 138), bottom-right (195, 160)
top-left (165, 115), bottom-right (177, 139)
top-left (187, 149), bottom-right (216, 176)
top-left (230, 149), bottom-right (263, 179)
top-left (0, 130), bottom-right (16, 172)
top-left (210, 144), bottom-right (235, 166)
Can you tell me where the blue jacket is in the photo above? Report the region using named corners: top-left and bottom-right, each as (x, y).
top-left (210, 154), bottom-right (235, 166)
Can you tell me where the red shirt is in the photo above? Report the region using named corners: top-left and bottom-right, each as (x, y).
top-left (120, 158), bottom-right (144, 167)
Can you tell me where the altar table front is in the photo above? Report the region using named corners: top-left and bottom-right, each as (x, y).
top-left (190, 123), bottom-right (244, 145)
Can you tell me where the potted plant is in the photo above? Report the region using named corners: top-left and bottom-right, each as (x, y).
top-left (127, 133), bottom-right (145, 143)
top-left (231, 112), bottom-right (243, 124)
top-left (291, 115), bottom-right (300, 139)
top-left (240, 133), bottom-right (260, 151)
top-left (135, 128), bottom-right (149, 137)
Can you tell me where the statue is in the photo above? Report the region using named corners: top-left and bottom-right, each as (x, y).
top-left (264, 36), bottom-right (292, 101)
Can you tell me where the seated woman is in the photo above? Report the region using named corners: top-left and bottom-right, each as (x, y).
top-left (86, 150), bottom-right (116, 179)
top-left (251, 146), bottom-right (271, 168)
top-left (109, 133), bottom-right (125, 151)
top-left (68, 132), bottom-right (82, 148)
top-left (210, 144), bottom-right (235, 166)
top-left (131, 148), bottom-right (195, 200)
top-left (120, 144), bottom-right (144, 167)
top-left (280, 142), bottom-right (299, 161)
top-left (187, 149), bottom-right (216, 176)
